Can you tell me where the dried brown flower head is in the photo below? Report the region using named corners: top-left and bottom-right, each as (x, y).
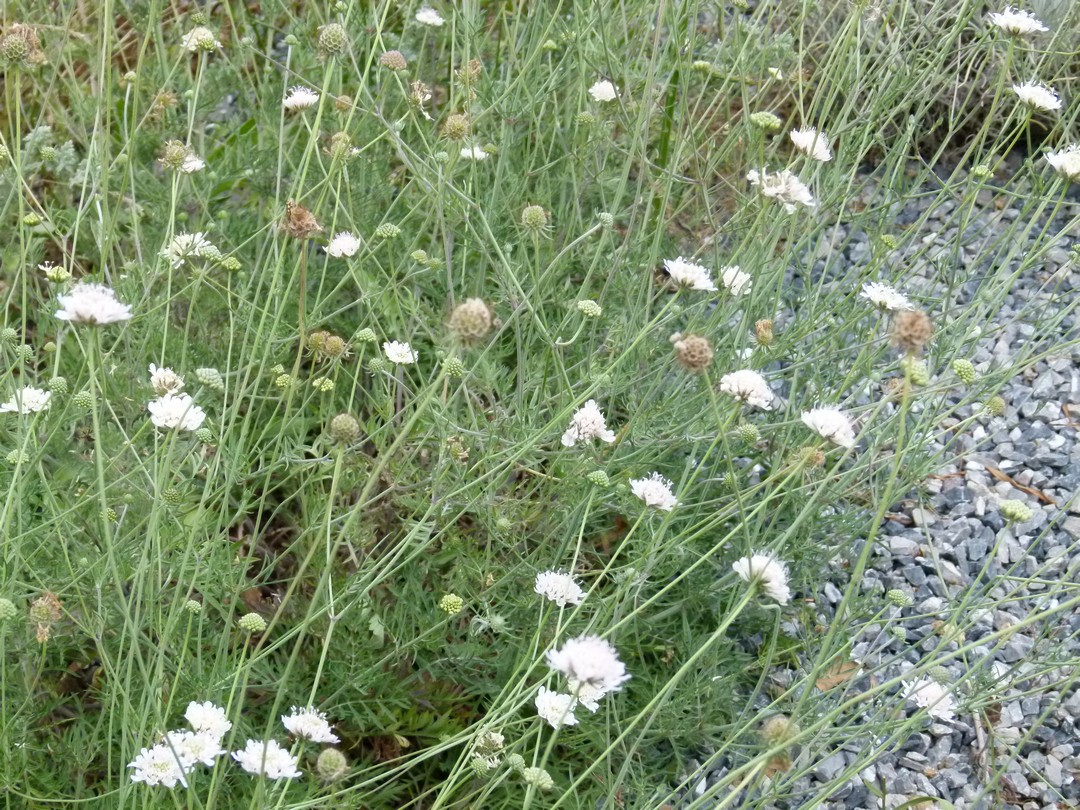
top-left (449, 298), bottom-right (494, 343)
top-left (30, 591), bottom-right (61, 643)
top-left (754, 319), bottom-right (774, 346)
top-left (1, 23), bottom-right (47, 68)
top-left (672, 333), bottom-right (714, 373)
top-left (379, 50), bottom-right (407, 71)
top-left (442, 113), bottom-right (470, 141)
top-left (281, 201), bottom-right (323, 240)
top-left (891, 309), bottom-right (932, 355)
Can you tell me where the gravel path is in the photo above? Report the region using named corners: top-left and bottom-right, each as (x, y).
top-left (673, 164), bottom-right (1080, 810)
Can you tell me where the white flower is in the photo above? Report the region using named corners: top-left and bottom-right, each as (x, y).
top-left (588, 80), bottom-right (618, 102)
top-left (732, 553), bottom-right (791, 605)
top-left (460, 145), bottom-right (488, 161)
top-left (988, 7), bottom-right (1048, 35)
top-left (415, 7), bottom-right (445, 26)
top-left (149, 364), bottom-right (184, 396)
top-left (283, 86), bottom-right (320, 111)
top-left (184, 701), bottom-right (232, 740)
top-left (182, 26), bottom-right (221, 52)
top-left (55, 283), bottom-right (133, 325)
top-left (148, 393), bottom-right (207, 432)
top-left (325, 232), bottom-right (361, 258)
top-left (561, 400), bottom-right (616, 447)
top-left (128, 744), bottom-right (188, 788)
top-left (534, 571), bottom-right (586, 607)
top-left (0, 386), bottom-right (51, 414)
top-left (546, 635), bottom-right (631, 691)
top-left (567, 678), bottom-right (608, 713)
top-left (161, 232), bottom-right (215, 269)
top-left (383, 340), bottom-right (418, 364)
top-left (231, 739), bottom-right (302, 779)
top-left (534, 686), bottom-right (579, 729)
top-left (161, 730), bottom-right (225, 768)
top-left (629, 472), bottom-right (678, 511)
top-left (1046, 144), bottom-right (1080, 182)
top-left (861, 281), bottom-right (914, 312)
top-left (747, 168), bottom-right (815, 213)
top-left (801, 407), bottom-right (856, 448)
top-left (719, 370), bottom-right (774, 409)
top-left (180, 153), bottom-right (205, 173)
top-left (1011, 81), bottom-right (1061, 112)
top-left (281, 706), bottom-right (340, 744)
top-left (905, 678), bottom-right (957, 722)
top-left (789, 127), bottom-right (832, 161)
top-left (719, 265), bottom-right (752, 296)
top-left (663, 257), bottom-right (717, 291)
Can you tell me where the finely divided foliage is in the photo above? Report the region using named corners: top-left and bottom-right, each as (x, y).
top-left (0, 0), bottom-right (1078, 807)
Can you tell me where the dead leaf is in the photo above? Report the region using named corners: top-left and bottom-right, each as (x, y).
top-left (815, 661), bottom-right (860, 691)
top-left (986, 465), bottom-right (1057, 506)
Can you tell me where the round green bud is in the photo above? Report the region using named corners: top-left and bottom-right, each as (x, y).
top-left (238, 612), bottom-right (267, 633)
top-left (879, 234), bottom-right (899, 250)
top-left (737, 423), bottom-right (761, 445)
top-left (102, 507), bottom-right (118, 523)
top-left (273, 373), bottom-right (294, 389)
top-left (374, 222), bottom-right (401, 239)
top-left (0, 327), bottom-right (17, 343)
top-left (439, 594), bottom-right (464, 615)
top-left (574, 111), bottom-right (596, 127)
top-left (520, 205), bottom-right (548, 233)
top-left (760, 714), bottom-right (799, 745)
top-left (183, 599), bottom-right (202, 614)
top-left (411, 249), bottom-right (430, 265)
top-left (355, 327), bottom-right (377, 343)
top-left (505, 753), bottom-right (525, 771)
top-left (443, 356), bottom-right (465, 377)
top-left (0, 597), bottom-right (16, 621)
top-left (586, 470), bottom-right (610, 487)
top-left (901, 357), bottom-right (930, 386)
top-left (985, 395), bottom-right (1006, 417)
top-left (952, 359), bottom-right (976, 385)
top-left (38, 146), bottom-right (56, 162)
top-left (312, 376), bottom-right (335, 392)
top-left (48, 377), bottom-right (68, 395)
top-left (692, 60), bottom-right (713, 73)
top-left (283, 34), bottom-right (299, 47)
top-left (577, 299), bottom-right (602, 318)
top-left (221, 256), bottom-right (241, 272)
top-left (23, 212), bottom-right (42, 226)
top-left (541, 39), bottom-right (558, 51)
top-left (999, 499), bottom-right (1033, 523)
top-left (195, 367), bottom-right (224, 391)
top-left (162, 487), bottom-right (182, 505)
top-left (0, 144), bottom-right (9, 161)
top-left (316, 748), bottom-right (348, 781)
top-left (190, 11), bottom-right (208, 25)
top-left (367, 356), bottom-right (387, 374)
top-left (889, 625), bottom-right (907, 641)
top-left (194, 427), bottom-right (214, 444)
top-left (329, 413), bottom-right (361, 444)
top-left (597, 212), bottom-right (614, 229)
top-left (494, 516), bottom-right (512, 533)
top-left (6, 449), bottom-right (29, 465)
top-left (73, 390), bottom-right (94, 408)
top-left (886, 589), bottom-right (913, 607)
top-left (928, 665), bottom-right (951, 684)
top-left (522, 767), bottom-right (554, 791)
top-left (749, 111), bottom-right (783, 132)
top-left (971, 164), bottom-right (992, 180)
top-left (433, 150), bottom-right (449, 163)
top-left (42, 341), bottom-right (56, 353)
top-left (15, 345), bottom-right (33, 363)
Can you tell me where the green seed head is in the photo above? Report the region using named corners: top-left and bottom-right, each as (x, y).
top-left (0, 598), bottom-right (17, 621)
top-left (162, 487), bottom-right (182, 505)
top-left (317, 748), bottom-right (349, 781)
top-left (737, 423), bottom-right (761, 445)
top-left (952, 359), bottom-right (976, 385)
top-left (329, 413), bottom-right (361, 444)
top-left (194, 427), bottom-right (214, 444)
top-left (520, 205), bottom-right (548, 233)
top-left (355, 327), bottom-right (377, 343)
top-left (183, 599), bottom-right (202, 614)
top-left (195, 368), bottom-right (224, 391)
top-left (443, 356), bottom-right (465, 377)
top-left (586, 470), bottom-right (610, 487)
top-left (238, 612), bottom-right (267, 634)
top-left (999, 499), bottom-right (1033, 523)
top-left (374, 223), bottom-right (401, 239)
top-left (317, 23), bottom-right (349, 56)
top-left (73, 390), bottom-right (94, 409)
top-left (48, 377), bottom-right (68, 396)
top-left (886, 589), bottom-right (913, 607)
top-left (367, 356), bottom-right (387, 374)
top-left (985, 395), bottom-right (1006, 417)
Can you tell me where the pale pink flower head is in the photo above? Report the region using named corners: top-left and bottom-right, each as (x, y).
top-left (55, 283), bottom-right (133, 325)
top-left (534, 686), bottom-right (579, 728)
top-left (732, 553), bottom-right (791, 605)
top-left (546, 634), bottom-right (631, 692)
top-left (747, 168), bottom-right (815, 213)
top-left (281, 706), bottom-right (340, 744)
top-left (561, 400), bottom-right (616, 447)
top-left (801, 407), bottom-right (856, 448)
top-left (534, 571), bottom-right (585, 607)
top-left (629, 472), bottom-right (678, 511)
top-left (789, 127), bottom-right (832, 162)
top-left (231, 739), bottom-right (302, 779)
top-left (904, 677), bottom-right (957, 722)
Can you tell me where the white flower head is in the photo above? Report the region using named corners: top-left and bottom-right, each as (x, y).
top-left (128, 744), bottom-right (188, 788)
top-left (534, 571), bottom-right (585, 607)
top-left (629, 472), bottom-right (678, 511)
top-left (534, 686), bottom-right (579, 729)
top-left (180, 152), bottom-right (206, 173)
top-left (567, 678), bottom-right (608, 713)
top-left (588, 80), bottom-right (618, 103)
top-left (719, 370), bottom-right (774, 409)
top-left (663, 257), bottom-right (717, 291)
top-left (789, 127), bottom-right (832, 161)
top-left (281, 706), bottom-right (340, 744)
top-left (905, 677), bottom-right (957, 722)
top-left (801, 407), bottom-right (856, 448)
top-left (161, 232), bottom-right (215, 269)
top-left (149, 364), bottom-right (185, 396)
top-left (161, 730), bottom-right (225, 768)
top-left (326, 231), bottom-right (361, 258)
top-left (55, 283), bottom-right (133, 325)
top-left (283, 86), bottom-right (320, 112)
top-left (460, 145), bottom-right (488, 161)
top-left (1045, 144), bottom-right (1080, 182)
top-left (231, 739), bottom-right (302, 780)
top-left (184, 701), bottom-right (232, 740)
top-left (148, 393), bottom-right (207, 432)
top-left (546, 635), bottom-right (631, 692)
top-left (0, 386), bottom-right (51, 414)
top-left (861, 281), bottom-right (914, 312)
top-left (988, 7), bottom-right (1048, 35)
top-left (747, 168), bottom-right (815, 213)
top-left (719, 265), bottom-right (752, 296)
top-left (1011, 81), bottom-right (1061, 112)
top-left (383, 340), bottom-right (418, 364)
top-left (415, 7), bottom-right (445, 26)
top-left (561, 400), bottom-right (616, 447)
top-left (732, 553), bottom-right (791, 605)
top-left (182, 26), bottom-right (222, 52)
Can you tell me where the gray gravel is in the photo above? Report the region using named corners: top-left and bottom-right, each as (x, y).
top-left (670, 161), bottom-right (1080, 810)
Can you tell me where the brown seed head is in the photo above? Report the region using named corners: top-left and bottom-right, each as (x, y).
top-left (442, 113), bottom-right (470, 141)
top-left (30, 591), bottom-right (62, 643)
top-left (449, 298), bottom-right (494, 342)
top-left (673, 334), bottom-right (714, 373)
top-left (754, 319), bottom-right (774, 346)
top-left (379, 50), bottom-right (408, 71)
top-left (1, 24), bottom-right (46, 68)
top-left (760, 714), bottom-right (800, 745)
top-left (281, 200), bottom-right (322, 240)
top-left (158, 140), bottom-right (189, 170)
top-left (890, 309), bottom-right (932, 355)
